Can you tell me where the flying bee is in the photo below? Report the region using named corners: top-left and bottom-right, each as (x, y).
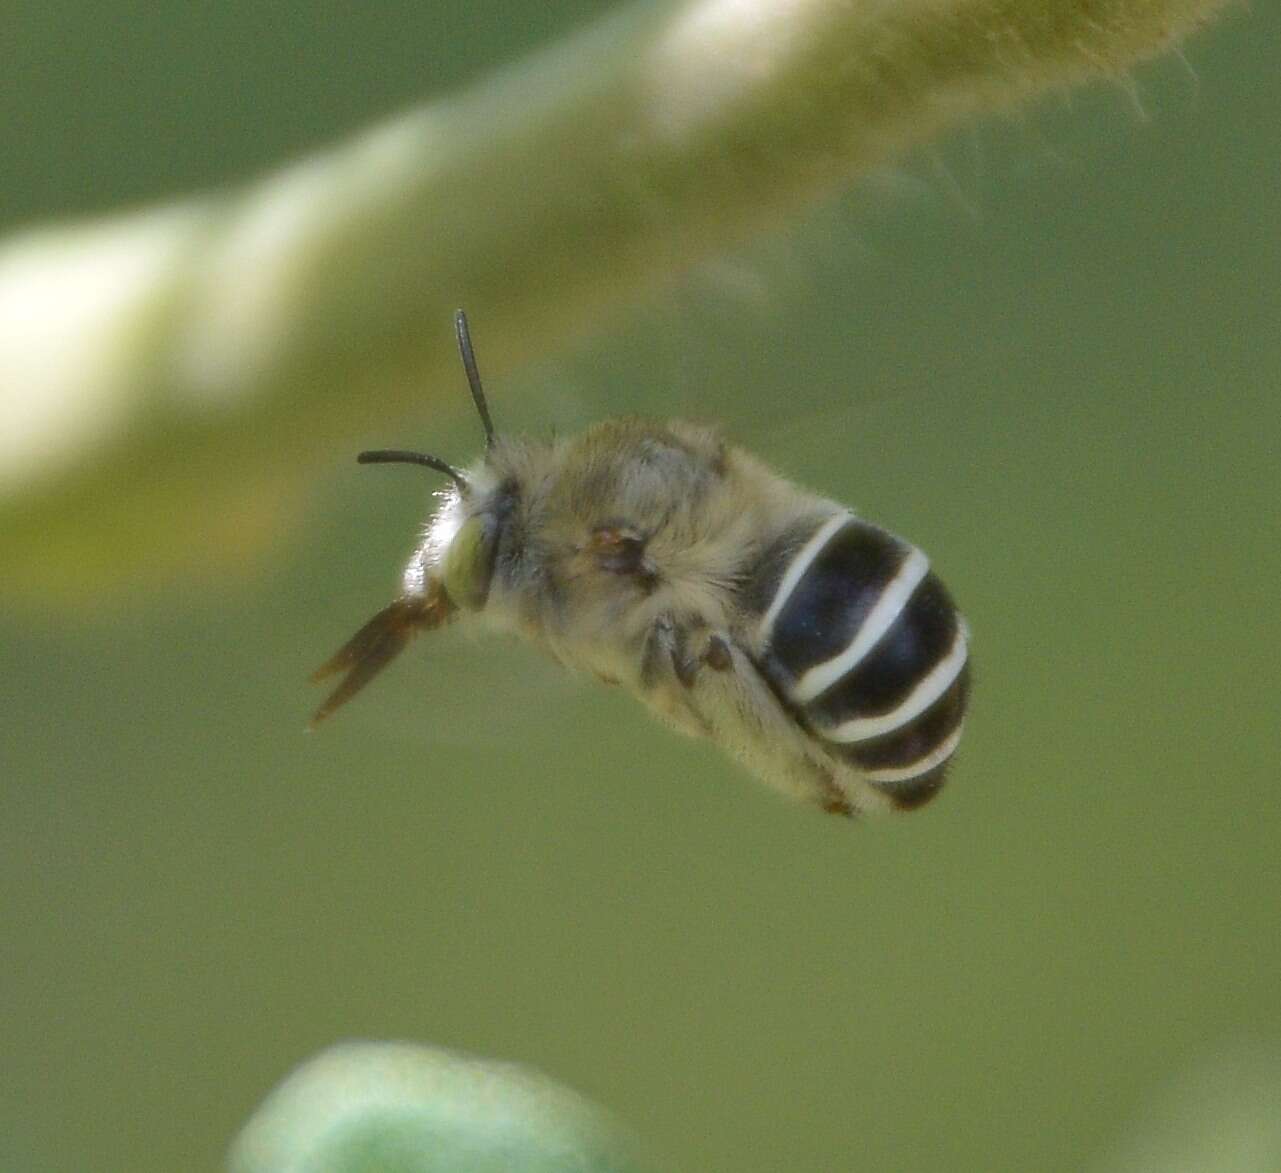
top-left (312, 312), bottom-right (970, 816)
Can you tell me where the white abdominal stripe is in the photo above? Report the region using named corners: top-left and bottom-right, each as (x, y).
top-left (757, 512), bottom-right (849, 640)
top-left (822, 622), bottom-right (970, 744)
top-left (791, 548), bottom-right (931, 703)
top-left (861, 722), bottom-right (964, 784)
top-left (755, 512), bottom-right (970, 791)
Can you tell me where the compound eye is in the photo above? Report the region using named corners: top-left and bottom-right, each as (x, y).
top-left (588, 525), bottom-right (649, 578)
top-left (442, 513), bottom-right (498, 610)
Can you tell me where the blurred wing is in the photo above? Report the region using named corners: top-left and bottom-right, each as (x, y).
top-left (310, 586), bottom-right (453, 727)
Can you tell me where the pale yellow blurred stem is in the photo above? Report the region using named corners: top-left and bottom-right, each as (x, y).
top-left (0, 0), bottom-right (1227, 602)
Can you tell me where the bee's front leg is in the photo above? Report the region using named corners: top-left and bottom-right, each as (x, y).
top-left (702, 632), bottom-right (734, 673)
top-left (639, 614), bottom-right (714, 735)
top-left (641, 616), bottom-right (735, 688)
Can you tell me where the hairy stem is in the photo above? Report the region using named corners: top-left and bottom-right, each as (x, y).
top-left (0, 0), bottom-right (1228, 600)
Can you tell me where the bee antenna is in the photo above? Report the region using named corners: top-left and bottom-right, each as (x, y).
top-left (357, 450), bottom-right (468, 495)
top-left (455, 309), bottom-right (496, 450)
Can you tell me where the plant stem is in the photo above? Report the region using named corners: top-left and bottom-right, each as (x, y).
top-left (0, 0), bottom-right (1228, 600)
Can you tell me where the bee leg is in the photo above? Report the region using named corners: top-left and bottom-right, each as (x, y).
top-left (819, 783), bottom-right (856, 818)
top-left (640, 614), bottom-right (710, 734)
top-left (703, 633), bottom-right (733, 672)
top-left (646, 622), bottom-right (735, 689)
top-left (663, 629), bottom-right (863, 815)
top-left (641, 614), bottom-right (700, 689)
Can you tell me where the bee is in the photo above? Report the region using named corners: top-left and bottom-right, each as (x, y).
top-left (312, 312), bottom-right (970, 816)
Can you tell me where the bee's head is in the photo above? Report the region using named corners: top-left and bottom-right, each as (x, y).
top-left (309, 311), bottom-right (505, 725)
top-left (419, 463), bottom-right (522, 613)
top-left (356, 309), bottom-right (508, 613)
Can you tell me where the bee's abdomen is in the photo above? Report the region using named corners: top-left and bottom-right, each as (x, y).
top-left (750, 513), bottom-right (970, 808)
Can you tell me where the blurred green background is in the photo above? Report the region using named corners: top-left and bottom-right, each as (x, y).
top-left (4, 3), bottom-right (1280, 1172)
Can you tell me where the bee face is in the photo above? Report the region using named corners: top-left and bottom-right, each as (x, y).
top-left (313, 313), bottom-right (970, 819)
